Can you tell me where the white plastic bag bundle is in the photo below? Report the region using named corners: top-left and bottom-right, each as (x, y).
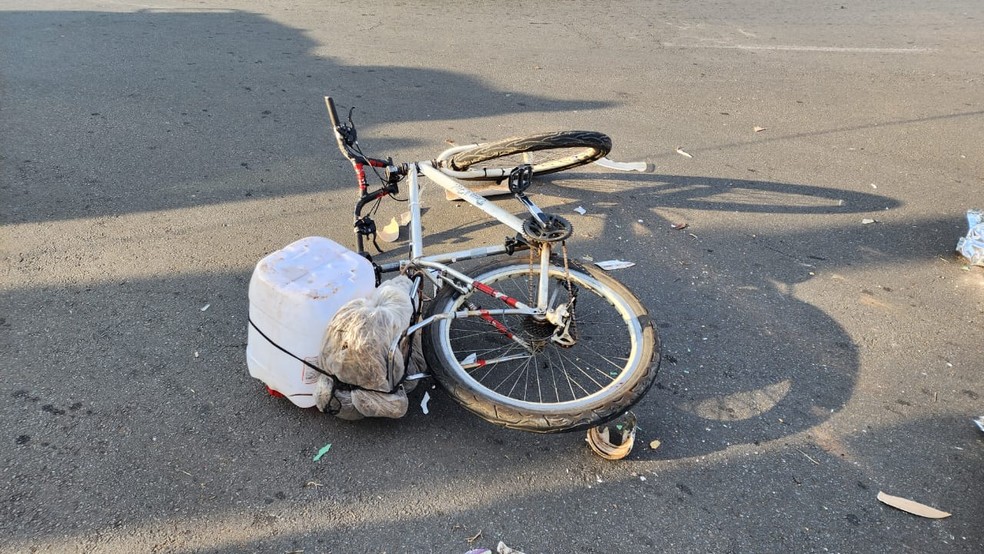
top-left (956, 209), bottom-right (984, 267)
top-left (314, 275), bottom-right (424, 419)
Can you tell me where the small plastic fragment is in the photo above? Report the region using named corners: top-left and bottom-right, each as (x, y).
top-left (312, 443), bottom-right (332, 462)
top-left (671, 222), bottom-right (688, 230)
top-left (877, 491), bottom-right (951, 519)
top-left (379, 211), bottom-right (413, 243)
top-left (421, 391), bottom-right (431, 415)
top-left (200, 304), bottom-right (210, 312)
top-left (595, 260), bottom-right (635, 270)
top-left (574, 206), bottom-right (587, 215)
top-left (649, 439), bottom-right (662, 450)
top-left (973, 416), bottom-right (984, 433)
top-left (861, 218), bottom-right (876, 225)
top-left (675, 147), bottom-right (693, 158)
top-left (497, 542), bottom-right (526, 554)
top-left (753, 126), bottom-right (767, 133)
top-left (379, 218), bottom-right (401, 242)
top-left (956, 209), bottom-right (984, 266)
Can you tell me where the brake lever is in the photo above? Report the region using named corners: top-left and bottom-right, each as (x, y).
top-left (346, 107), bottom-right (357, 133)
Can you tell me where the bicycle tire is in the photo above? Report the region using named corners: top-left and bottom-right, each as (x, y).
top-left (447, 131), bottom-right (612, 181)
top-left (422, 258), bottom-right (659, 433)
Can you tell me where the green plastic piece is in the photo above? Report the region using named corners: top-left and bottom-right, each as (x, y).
top-left (313, 443), bottom-right (332, 461)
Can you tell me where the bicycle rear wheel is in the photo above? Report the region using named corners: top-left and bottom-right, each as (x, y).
top-left (447, 131), bottom-right (611, 181)
top-left (422, 259), bottom-right (659, 433)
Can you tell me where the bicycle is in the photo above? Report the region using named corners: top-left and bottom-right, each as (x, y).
top-left (324, 97), bottom-right (660, 433)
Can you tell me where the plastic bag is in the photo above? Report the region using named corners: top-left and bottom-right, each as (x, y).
top-left (956, 209), bottom-right (984, 266)
top-left (314, 276), bottom-right (423, 419)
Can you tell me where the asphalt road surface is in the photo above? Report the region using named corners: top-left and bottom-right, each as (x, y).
top-left (2, 1), bottom-right (982, 552)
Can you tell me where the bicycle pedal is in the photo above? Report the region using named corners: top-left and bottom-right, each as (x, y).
top-left (445, 182), bottom-right (512, 201)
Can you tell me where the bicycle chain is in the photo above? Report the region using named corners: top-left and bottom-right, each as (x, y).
top-left (561, 241), bottom-right (576, 334)
top-left (528, 242), bottom-right (535, 306)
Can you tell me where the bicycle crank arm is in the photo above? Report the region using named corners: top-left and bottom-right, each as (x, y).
top-left (514, 192), bottom-right (547, 226)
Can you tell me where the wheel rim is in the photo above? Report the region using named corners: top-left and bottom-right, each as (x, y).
top-left (434, 265), bottom-right (645, 413)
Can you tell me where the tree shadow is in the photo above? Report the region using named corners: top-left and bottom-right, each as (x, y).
top-left (0, 9), bottom-right (612, 226)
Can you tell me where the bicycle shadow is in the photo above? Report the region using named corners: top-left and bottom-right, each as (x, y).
top-left (526, 175), bottom-right (960, 461)
top-left (398, 171), bottom-right (948, 462)
top-left (545, 170), bottom-right (901, 213)
top-left (411, 170), bottom-right (898, 252)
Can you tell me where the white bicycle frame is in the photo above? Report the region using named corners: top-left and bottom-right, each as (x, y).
top-left (377, 156), bottom-right (578, 377)
top-left (376, 156), bottom-right (560, 313)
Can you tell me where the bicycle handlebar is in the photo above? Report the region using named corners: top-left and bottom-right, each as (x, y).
top-left (324, 96), bottom-right (353, 160)
top-left (324, 96), bottom-right (393, 172)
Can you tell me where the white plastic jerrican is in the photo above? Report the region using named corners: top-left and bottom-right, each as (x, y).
top-left (246, 236), bottom-right (375, 407)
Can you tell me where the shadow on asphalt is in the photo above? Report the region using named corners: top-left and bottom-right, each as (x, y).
top-left (0, 9), bottom-right (611, 226)
top-left (5, 7), bottom-right (976, 552)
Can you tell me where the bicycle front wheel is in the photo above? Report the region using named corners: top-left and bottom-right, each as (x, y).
top-left (447, 131), bottom-right (611, 181)
top-left (422, 259), bottom-right (659, 433)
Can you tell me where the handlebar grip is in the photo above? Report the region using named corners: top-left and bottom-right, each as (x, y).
top-left (324, 96), bottom-right (340, 128)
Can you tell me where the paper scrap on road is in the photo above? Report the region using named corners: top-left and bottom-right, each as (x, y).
top-left (593, 157), bottom-right (655, 173)
top-left (574, 206), bottom-right (587, 215)
top-left (421, 391), bottom-right (431, 415)
top-left (862, 218), bottom-right (877, 225)
top-left (877, 491), bottom-right (951, 519)
top-left (200, 304), bottom-right (210, 311)
top-left (754, 126), bottom-right (767, 133)
top-left (595, 260), bottom-right (635, 270)
top-left (675, 147), bottom-right (693, 158)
